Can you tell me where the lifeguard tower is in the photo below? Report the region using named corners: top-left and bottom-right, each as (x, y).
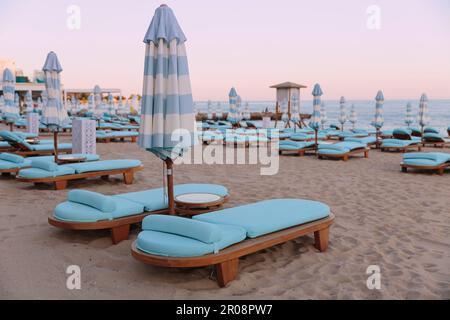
top-left (270, 81), bottom-right (307, 128)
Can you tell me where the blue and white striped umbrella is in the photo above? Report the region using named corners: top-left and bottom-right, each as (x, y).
top-left (0, 95), bottom-right (4, 113)
top-left (228, 87), bottom-right (237, 123)
top-left (236, 95), bottom-right (242, 122)
top-left (349, 104), bottom-right (357, 128)
top-left (405, 102), bottom-right (413, 127)
top-left (291, 95), bottom-right (300, 123)
top-left (243, 102), bottom-right (251, 120)
top-left (338, 96), bottom-right (347, 128)
top-left (93, 85), bottom-right (103, 118)
top-left (216, 102), bottom-right (223, 119)
top-left (138, 4), bottom-right (196, 161)
top-left (371, 90), bottom-right (384, 129)
top-left (14, 93), bottom-right (20, 109)
top-left (320, 102), bottom-right (327, 128)
top-left (310, 84), bottom-right (322, 130)
top-left (41, 51), bottom-right (69, 130)
top-left (418, 93), bottom-right (429, 129)
top-left (25, 90), bottom-right (33, 113)
top-left (207, 100), bottom-right (213, 119)
top-left (41, 90), bottom-right (48, 106)
top-left (107, 93), bottom-right (115, 115)
top-left (37, 97), bottom-right (43, 111)
top-left (87, 94), bottom-right (94, 111)
top-left (2, 68), bottom-right (18, 121)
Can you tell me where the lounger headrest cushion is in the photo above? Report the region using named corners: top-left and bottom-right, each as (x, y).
top-left (31, 159), bottom-right (59, 171)
top-left (423, 132), bottom-right (443, 140)
top-left (0, 153), bottom-right (24, 163)
top-left (424, 127), bottom-right (439, 134)
top-left (142, 215), bottom-right (222, 244)
top-left (68, 190), bottom-right (116, 213)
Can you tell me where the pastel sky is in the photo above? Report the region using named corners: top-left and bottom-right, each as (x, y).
top-left (1, 0), bottom-right (449, 100)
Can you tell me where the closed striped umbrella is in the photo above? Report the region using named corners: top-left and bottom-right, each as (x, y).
top-left (311, 84), bottom-right (322, 145)
top-left (405, 102), bottom-right (413, 127)
top-left (216, 102), bottom-right (223, 120)
top-left (0, 95), bottom-right (4, 113)
top-left (236, 95), bottom-right (242, 122)
top-left (93, 85), bottom-right (103, 120)
top-left (41, 51), bottom-right (69, 160)
top-left (290, 95), bottom-right (300, 124)
top-left (371, 90), bottom-right (384, 129)
top-left (207, 100), bottom-right (213, 119)
top-left (108, 93), bottom-right (115, 115)
top-left (338, 96), bottom-right (347, 131)
top-left (2, 68), bottom-right (18, 127)
top-left (242, 102), bottom-right (251, 120)
top-left (88, 93), bottom-right (94, 111)
top-left (281, 99), bottom-right (288, 123)
top-left (320, 102), bottom-right (327, 129)
top-left (41, 90), bottom-right (48, 107)
top-left (228, 87), bottom-right (237, 124)
top-left (418, 93), bottom-right (429, 133)
top-left (349, 104), bottom-right (357, 129)
top-left (37, 97), bottom-right (43, 111)
top-left (14, 93), bottom-right (20, 109)
top-left (25, 90), bottom-right (33, 113)
top-left (138, 4), bottom-right (196, 214)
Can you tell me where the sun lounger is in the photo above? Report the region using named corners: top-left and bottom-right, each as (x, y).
top-left (448, 126), bottom-right (450, 137)
top-left (422, 133), bottom-right (450, 148)
top-left (401, 152), bottom-right (450, 175)
top-left (380, 130), bottom-right (393, 139)
top-left (96, 130), bottom-right (139, 143)
top-left (131, 199), bottom-right (334, 287)
top-left (411, 127), bottom-right (422, 137)
top-left (290, 132), bottom-right (327, 142)
top-left (423, 127), bottom-right (440, 134)
top-left (337, 131), bottom-right (368, 140)
top-left (392, 128), bottom-right (420, 141)
top-left (201, 130), bottom-right (224, 144)
top-left (318, 141), bottom-right (369, 161)
top-left (0, 130), bottom-right (72, 156)
top-left (16, 159), bottom-right (142, 189)
top-left (381, 139), bottom-right (422, 152)
top-left (279, 140), bottom-right (316, 156)
top-left (49, 184), bottom-right (229, 244)
top-left (0, 153), bottom-right (100, 175)
top-left (344, 136), bottom-right (377, 147)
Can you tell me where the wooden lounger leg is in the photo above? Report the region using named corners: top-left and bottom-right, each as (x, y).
top-left (123, 171), bottom-right (134, 184)
top-left (314, 227), bottom-right (329, 252)
top-left (54, 180), bottom-right (68, 190)
top-left (1, 172), bottom-right (11, 176)
top-left (364, 150), bottom-right (369, 158)
top-left (110, 224), bottom-right (130, 244)
top-left (299, 150), bottom-right (305, 156)
top-left (101, 175), bottom-right (109, 180)
top-left (131, 136), bottom-right (137, 142)
top-left (438, 168), bottom-right (444, 175)
top-left (401, 166), bottom-right (407, 173)
top-left (343, 155), bottom-right (349, 161)
top-left (216, 258), bottom-right (239, 287)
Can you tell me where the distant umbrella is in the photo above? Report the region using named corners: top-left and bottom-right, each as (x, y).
top-left (216, 102), bottom-right (223, 120)
top-left (236, 95), bottom-right (242, 122)
top-left (338, 96), bottom-right (347, 131)
top-left (320, 102), bottom-right (327, 129)
top-left (349, 104), bottom-right (357, 129)
top-left (371, 90), bottom-right (384, 148)
top-left (41, 51), bottom-right (69, 161)
top-left (207, 100), bottom-right (213, 119)
top-left (243, 102), bottom-right (251, 120)
top-left (405, 102), bottom-right (413, 127)
top-left (37, 97), bottom-right (43, 110)
top-left (310, 84), bottom-right (323, 145)
top-left (290, 95), bottom-right (300, 126)
top-left (25, 90), bottom-right (33, 113)
top-left (2, 68), bottom-right (18, 129)
top-left (93, 85), bottom-right (103, 121)
top-left (0, 95), bottom-right (4, 113)
top-left (41, 90), bottom-right (48, 107)
top-left (281, 99), bottom-right (288, 123)
top-left (418, 93), bottom-right (429, 134)
top-left (108, 93), bottom-right (115, 115)
top-left (14, 93), bottom-right (20, 109)
top-left (228, 87), bottom-right (237, 124)
top-left (88, 93), bottom-right (94, 111)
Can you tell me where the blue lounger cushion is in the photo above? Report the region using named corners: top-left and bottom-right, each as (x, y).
top-left (344, 136), bottom-right (377, 145)
top-left (18, 165), bottom-right (76, 179)
top-left (0, 152), bottom-right (25, 163)
top-left (194, 199), bottom-right (330, 238)
top-left (142, 215), bottom-right (222, 244)
top-left (423, 133), bottom-right (449, 142)
top-left (68, 190), bottom-right (116, 212)
top-left (30, 159), bottom-right (60, 171)
top-left (381, 139), bottom-right (419, 147)
top-left (393, 128), bottom-right (412, 136)
top-left (65, 159), bottom-right (141, 173)
top-left (30, 143), bottom-right (72, 151)
top-left (117, 183), bottom-right (228, 211)
top-left (137, 223), bottom-right (246, 257)
top-left (54, 193), bottom-right (145, 222)
top-left (318, 141), bottom-right (366, 154)
top-left (279, 140), bottom-right (315, 150)
top-left (403, 152), bottom-right (450, 166)
top-left (0, 141), bottom-right (11, 148)
top-left (424, 127), bottom-right (440, 134)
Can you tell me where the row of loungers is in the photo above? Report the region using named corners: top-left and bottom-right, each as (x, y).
top-left (401, 152), bottom-right (450, 175)
top-left (49, 185), bottom-right (334, 286)
top-left (96, 130), bottom-right (139, 143)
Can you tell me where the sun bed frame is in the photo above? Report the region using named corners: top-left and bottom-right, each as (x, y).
top-left (279, 145), bottom-right (316, 156)
top-left (318, 147), bottom-right (369, 161)
top-left (16, 165), bottom-right (143, 190)
top-left (381, 144), bottom-right (422, 153)
top-left (421, 138), bottom-right (449, 148)
top-left (6, 140), bottom-right (72, 157)
top-left (131, 213), bottom-right (334, 287)
top-left (401, 162), bottom-right (449, 175)
top-left (96, 135), bottom-right (137, 143)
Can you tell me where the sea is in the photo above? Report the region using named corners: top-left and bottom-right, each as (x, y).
top-left (194, 99), bottom-right (450, 134)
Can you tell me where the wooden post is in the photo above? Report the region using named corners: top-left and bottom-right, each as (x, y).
top-left (9, 122), bottom-right (13, 132)
top-left (315, 129), bottom-right (319, 156)
top-left (165, 159), bottom-right (175, 215)
top-left (53, 131), bottom-right (59, 162)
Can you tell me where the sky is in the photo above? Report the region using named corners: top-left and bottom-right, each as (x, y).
top-left (0, 0), bottom-right (449, 100)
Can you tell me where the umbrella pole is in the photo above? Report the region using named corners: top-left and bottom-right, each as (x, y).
top-left (165, 159), bottom-right (175, 215)
top-left (315, 129), bottom-right (318, 155)
top-left (53, 131), bottom-right (59, 162)
top-left (9, 122), bottom-right (13, 132)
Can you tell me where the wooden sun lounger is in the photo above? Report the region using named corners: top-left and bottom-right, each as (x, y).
top-left (5, 140), bottom-right (72, 157)
top-left (16, 165), bottom-right (143, 190)
top-left (49, 193), bottom-right (230, 244)
top-left (381, 144), bottom-right (422, 153)
top-left (96, 135), bottom-right (138, 143)
top-left (131, 213), bottom-right (334, 287)
top-left (318, 147), bottom-right (369, 161)
top-left (401, 162), bottom-right (450, 175)
top-left (279, 146), bottom-right (316, 156)
top-left (422, 140), bottom-right (450, 148)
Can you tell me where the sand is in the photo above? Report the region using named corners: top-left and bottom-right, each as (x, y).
top-left (0, 126), bottom-right (449, 299)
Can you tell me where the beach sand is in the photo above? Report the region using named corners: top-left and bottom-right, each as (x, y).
top-left (0, 126), bottom-right (449, 299)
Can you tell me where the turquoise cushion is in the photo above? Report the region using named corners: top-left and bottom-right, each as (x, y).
top-left (18, 166), bottom-right (76, 178)
top-left (381, 139), bottom-right (418, 147)
top-left (345, 136), bottom-right (376, 144)
top-left (0, 141), bottom-right (11, 148)
top-left (66, 159), bottom-right (141, 173)
top-left (14, 132), bottom-right (38, 139)
top-left (424, 127), bottom-right (439, 134)
top-left (0, 158), bottom-right (31, 170)
top-left (393, 128), bottom-right (412, 136)
top-left (279, 140), bottom-right (315, 150)
top-left (423, 132), bottom-right (445, 142)
top-left (142, 215), bottom-right (222, 244)
top-left (68, 190), bottom-right (116, 213)
top-left (54, 196), bottom-right (144, 222)
top-left (136, 223), bottom-right (246, 257)
top-left (318, 141), bottom-right (365, 153)
top-left (194, 199), bottom-right (330, 238)
top-left (31, 159), bottom-right (59, 171)
top-left (112, 131), bottom-right (139, 137)
top-left (31, 143), bottom-right (72, 151)
top-left (117, 183), bottom-right (228, 211)
top-left (403, 152), bottom-right (450, 166)
top-left (0, 153), bottom-right (25, 163)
